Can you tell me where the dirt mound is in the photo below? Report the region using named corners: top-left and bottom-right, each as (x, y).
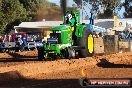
top-left (0, 71), bottom-right (23, 82)
top-left (102, 52), bottom-right (132, 64)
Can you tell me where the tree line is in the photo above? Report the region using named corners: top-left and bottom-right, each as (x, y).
top-left (0, 0), bottom-right (57, 34)
top-left (0, 0), bottom-right (131, 34)
top-left (73, 0), bottom-right (132, 18)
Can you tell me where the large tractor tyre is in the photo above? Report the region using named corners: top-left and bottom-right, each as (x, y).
top-left (38, 47), bottom-right (44, 61)
top-left (77, 28), bottom-right (94, 57)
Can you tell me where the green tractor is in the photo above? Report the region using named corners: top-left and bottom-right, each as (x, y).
top-left (38, 4), bottom-right (94, 60)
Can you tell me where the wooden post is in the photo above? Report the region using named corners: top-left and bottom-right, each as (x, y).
top-left (129, 40), bottom-right (132, 52)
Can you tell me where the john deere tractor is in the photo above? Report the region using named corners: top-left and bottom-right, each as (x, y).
top-left (38, 2), bottom-right (94, 60)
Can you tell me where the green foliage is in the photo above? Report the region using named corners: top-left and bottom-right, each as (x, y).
top-left (19, 0), bottom-right (45, 11)
top-left (122, 0), bottom-right (132, 18)
top-left (97, 8), bottom-right (113, 19)
top-left (73, 0), bottom-right (121, 18)
top-left (0, 0), bottom-right (48, 34)
top-left (0, 0), bottom-right (28, 33)
top-left (0, 0), bottom-right (60, 34)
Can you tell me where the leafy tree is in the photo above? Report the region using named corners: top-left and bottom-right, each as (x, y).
top-left (73, 0), bottom-right (121, 18)
top-left (0, 0), bottom-right (60, 34)
top-left (19, 0), bottom-right (52, 20)
top-left (0, 0), bottom-right (28, 33)
top-left (122, 0), bottom-right (132, 18)
top-left (19, 0), bottom-right (44, 11)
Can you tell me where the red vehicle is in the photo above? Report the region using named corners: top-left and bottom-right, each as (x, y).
top-left (0, 32), bottom-right (43, 52)
top-left (11, 32), bottom-right (27, 42)
top-left (0, 32), bottom-right (28, 52)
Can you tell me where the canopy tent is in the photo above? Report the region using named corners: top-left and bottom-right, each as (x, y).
top-left (14, 21), bottom-right (63, 33)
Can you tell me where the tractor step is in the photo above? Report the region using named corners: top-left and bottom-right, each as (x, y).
top-left (72, 46), bottom-right (85, 50)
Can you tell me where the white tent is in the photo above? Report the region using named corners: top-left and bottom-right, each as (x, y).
top-left (14, 21), bottom-right (63, 33)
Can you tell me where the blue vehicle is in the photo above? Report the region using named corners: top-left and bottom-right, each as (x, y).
top-left (0, 41), bottom-right (5, 52)
top-left (119, 29), bottom-right (132, 40)
top-left (35, 40), bottom-right (43, 48)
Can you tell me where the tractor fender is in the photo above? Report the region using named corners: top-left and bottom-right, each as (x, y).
top-left (75, 25), bottom-right (85, 37)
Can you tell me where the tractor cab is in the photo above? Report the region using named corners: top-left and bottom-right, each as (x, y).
top-left (44, 8), bottom-right (80, 45)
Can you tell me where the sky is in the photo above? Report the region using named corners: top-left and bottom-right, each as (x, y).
top-left (48, 0), bottom-right (60, 5)
top-left (48, 0), bottom-right (76, 7)
top-left (48, 0), bottom-right (125, 18)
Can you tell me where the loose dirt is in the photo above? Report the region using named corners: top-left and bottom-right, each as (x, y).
top-left (0, 51), bottom-right (131, 88)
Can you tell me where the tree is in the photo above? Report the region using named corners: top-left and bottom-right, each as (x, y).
top-left (19, 0), bottom-right (52, 20)
top-left (0, 0), bottom-right (60, 34)
top-left (0, 0), bottom-right (28, 33)
top-left (122, 0), bottom-right (132, 18)
top-left (73, 0), bottom-right (121, 18)
top-left (19, 0), bottom-right (44, 11)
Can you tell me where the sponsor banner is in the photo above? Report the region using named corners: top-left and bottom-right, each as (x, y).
top-left (79, 78), bottom-right (131, 87)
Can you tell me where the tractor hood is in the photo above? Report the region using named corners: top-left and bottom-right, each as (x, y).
top-left (50, 25), bottom-right (70, 31)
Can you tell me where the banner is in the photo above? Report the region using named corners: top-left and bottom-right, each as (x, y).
top-left (79, 78), bottom-right (131, 87)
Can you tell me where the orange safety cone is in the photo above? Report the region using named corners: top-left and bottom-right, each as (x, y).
top-left (81, 69), bottom-right (87, 77)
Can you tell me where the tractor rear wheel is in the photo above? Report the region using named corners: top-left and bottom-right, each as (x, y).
top-left (77, 28), bottom-right (94, 57)
top-left (38, 47), bottom-right (44, 61)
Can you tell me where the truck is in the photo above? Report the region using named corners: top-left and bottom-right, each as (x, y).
top-left (37, 1), bottom-right (94, 60)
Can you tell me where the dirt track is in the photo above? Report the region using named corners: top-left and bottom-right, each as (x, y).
top-left (0, 51), bottom-right (131, 88)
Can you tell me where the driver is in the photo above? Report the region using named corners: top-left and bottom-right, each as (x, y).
top-left (66, 11), bottom-right (76, 27)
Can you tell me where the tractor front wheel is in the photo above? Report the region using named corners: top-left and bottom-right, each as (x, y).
top-left (38, 47), bottom-right (44, 61)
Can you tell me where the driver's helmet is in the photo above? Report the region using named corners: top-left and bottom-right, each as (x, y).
top-left (68, 14), bottom-right (72, 21)
top-left (66, 11), bottom-right (76, 26)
